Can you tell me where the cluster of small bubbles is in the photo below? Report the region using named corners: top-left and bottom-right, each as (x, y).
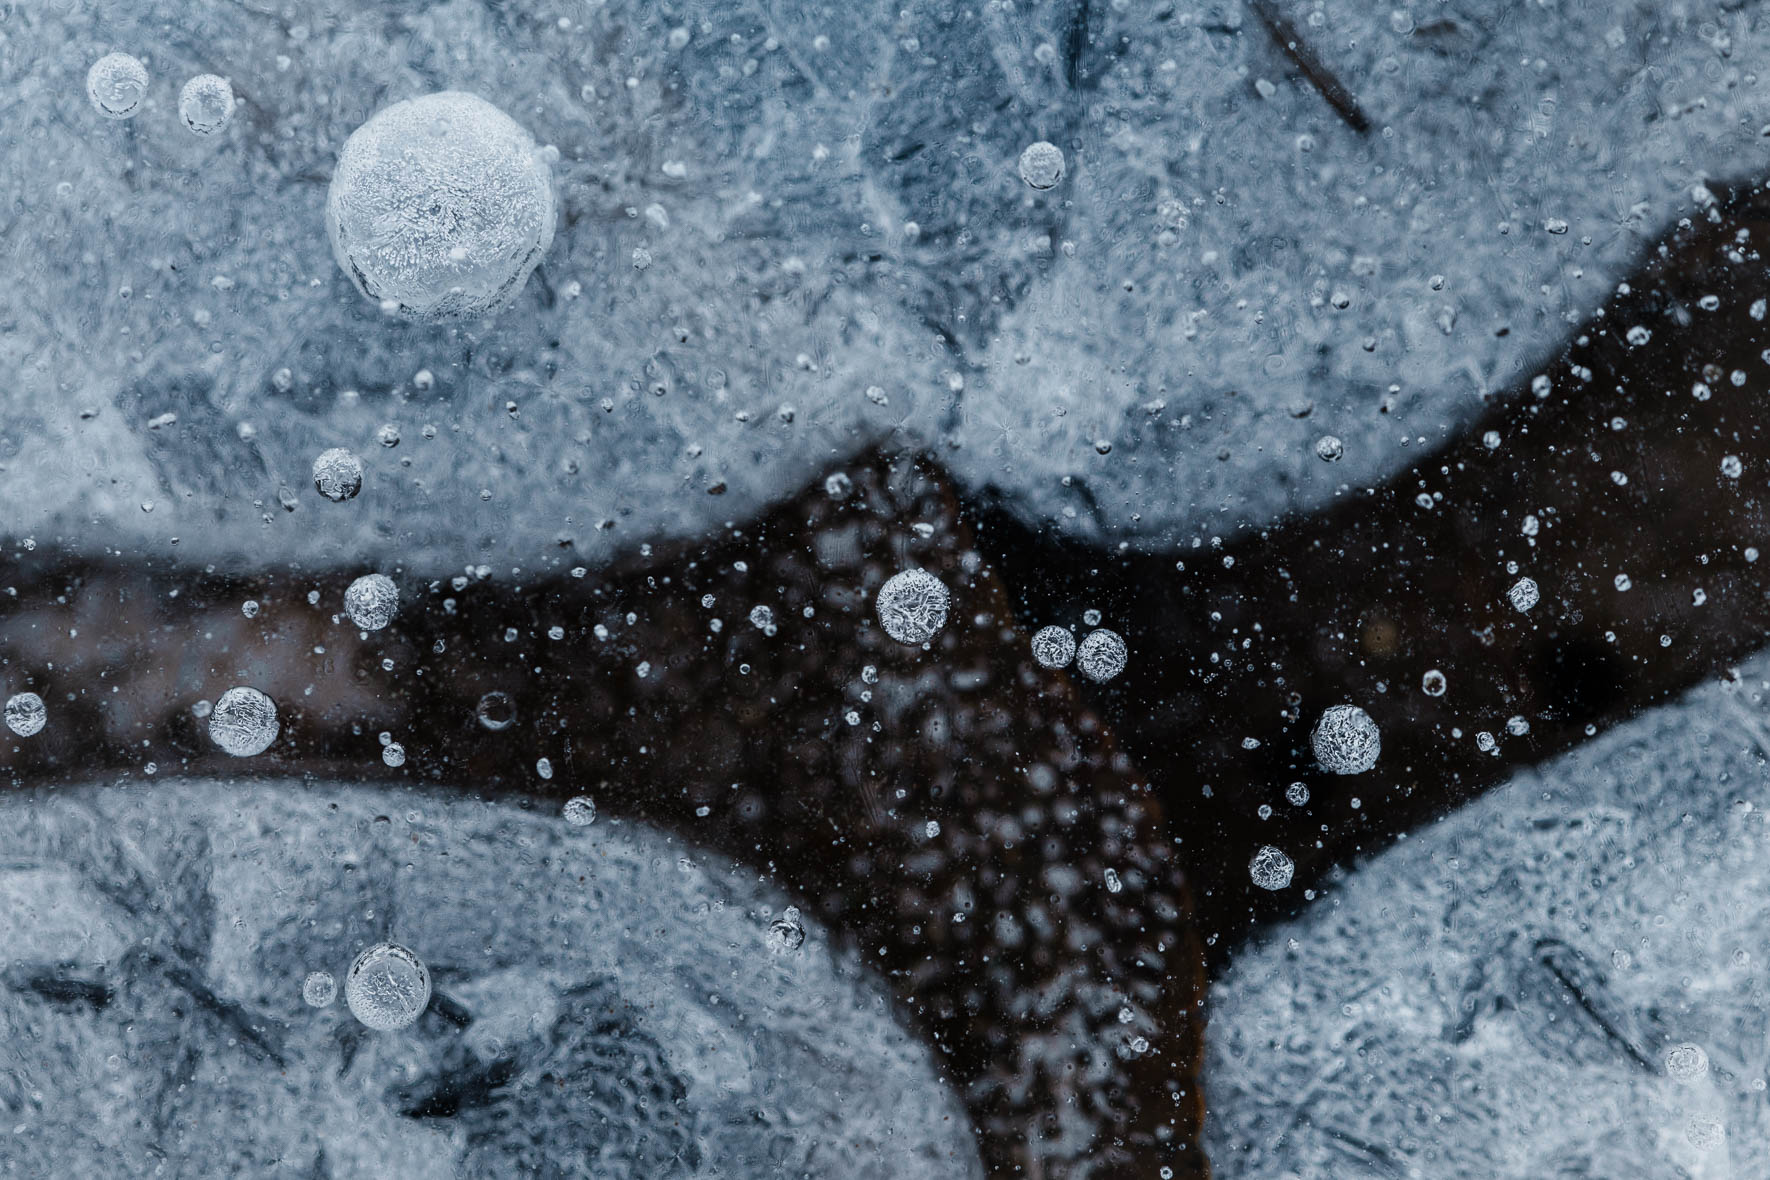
top-left (381, 742), bottom-right (406, 768)
top-left (824, 472), bottom-right (853, 499)
top-left (1031, 625), bottom-right (1077, 669)
top-left (375, 423), bottom-right (401, 448)
top-left (1507, 576), bottom-right (1540, 613)
top-left (535, 757), bottom-right (553, 780)
top-left (748, 604), bottom-right (775, 633)
top-left (87, 53), bottom-right (149, 120)
top-left (1017, 140), bottom-right (1065, 189)
top-left (312, 448), bottom-right (364, 502)
top-left (1103, 867), bottom-right (1123, 894)
top-left (1625, 325), bottom-right (1651, 346)
top-left (1285, 781), bottom-right (1309, 806)
top-left (1249, 845), bottom-right (1295, 891)
top-left (343, 573), bottom-right (399, 630)
top-left (1312, 705), bottom-right (1380, 774)
top-left (1314, 435), bottom-right (1344, 462)
top-left (924, 819), bottom-right (941, 839)
top-left (1076, 629), bottom-right (1128, 682)
top-left (302, 971), bottom-right (337, 1008)
top-left (875, 568), bottom-right (950, 645)
top-left (1482, 430), bottom-right (1502, 449)
top-left (209, 687), bottom-right (279, 756)
top-left (344, 943), bottom-right (431, 1032)
top-left (4, 692), bottom-right (46, 738)
top-left (1421, 669), bottom-right (1447, 697)
top-left (562, 795), bottom-right (597, 826)
top-left (1723, 455), bottom-right (1744, 479)
top-left (177, 74), bottom-right (234, 134)
top-left (765, 906), bottom-right (806, 953)
top-left (326, 92), bottom-right (557, 320)
top-left (1505, 715), bottom-right (1530, 736)
top-left (1665, 1043), bottom-right (1710, 1081)
top-left (475, 690), bottom-right (515, 731)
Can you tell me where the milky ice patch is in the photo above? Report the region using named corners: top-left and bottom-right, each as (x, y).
top-left (1207, 652), bottom-right (1770, 1178)
top-left (2, 0), bottom-right (1757, 571)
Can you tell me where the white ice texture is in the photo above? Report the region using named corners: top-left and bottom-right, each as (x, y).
top-left (0, 779), bottom-right (981, 1178)
top-left (5, 1), bottom-right (1761, 570)
top-left (326, 92), bottom-right (556, 321)
top-left (1207, 651), bottom-right (1770, 1179)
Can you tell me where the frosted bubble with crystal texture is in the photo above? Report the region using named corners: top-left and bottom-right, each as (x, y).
top-left (1017, 141), bottom-right (1064, 189)
top-left (87, 53), bottom-right (148, 119)
top-left (1312, 704), bottom-right (1379, 774)
top-left (766, 907), bottom-right (806, 954)
top-left (209, 687), bottom-right (278, 756)
top-left (311, 448), bottom-right (363, 502)
top-left (4, 693), bottom-right (46, 737)
top-left (343, 573), bottom-right (398, 630)
top-left (876, 569), bottom-right (950, 645)
top-left (326, 91), bottom-right (556, 321)
top-left (1249, 845), bottom-right (1295, 891)
top-left (1076, 629), bottom-right (1128, 683)
top-left (562, 795), bottom-right (597, 827)
top-left (345, 943), bottom-right (430, 1031)
top-left (1031, 625), bottom-right (1077, 669)
top-left (178, 74), bottom-right (234, 134)
top-left (1508, 577), bottom-right (1541, 613)
top-left (302, 971), bottom-right (337, 1008)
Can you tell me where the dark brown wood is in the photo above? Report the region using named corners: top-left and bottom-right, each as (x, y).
top-left (979, 178), bottom-right (1770, 975)
top-left (0, 453), bottom-right (1208, 1179)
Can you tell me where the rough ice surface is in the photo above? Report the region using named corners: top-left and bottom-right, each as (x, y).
top-left (326, 92), bottom-right (556, 321)
top-left (208, 686), bottom-right (279, 756)
top-left (0, 779), bottom-right (980, 1178)
top-left (9, 0), bottom-right (1763, 572)
top-left (1207, 651), bottom-right (1770, 1179)
top-left (343, 573), bottom-right (399, 631)
top-left (1310, 703), bottom-right (1380, 774)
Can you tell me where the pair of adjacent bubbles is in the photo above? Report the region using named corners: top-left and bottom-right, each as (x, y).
top-left (302, 943), bottom-right (431, 1032)
top-left (204, 575), bottom-right (402, 757)
top-left (1031, 617), bottom-right (1128, 683)
top-left (87, 52), bottom-right (235, 135)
